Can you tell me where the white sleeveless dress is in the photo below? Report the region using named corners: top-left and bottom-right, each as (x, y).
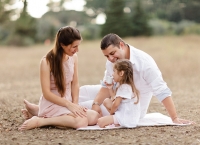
top-left (114, 84), bottom-right (140, 128)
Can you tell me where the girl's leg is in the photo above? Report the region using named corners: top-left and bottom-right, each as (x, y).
top-left (103, 98), bottom-right (112, 112)
top-left (86, 110), bottom-right (101, 126)
top-left (19, 114), bottom-right (88, 131)
top-left (79, 100), bottom-right (110, 117)
top-left (97, 115), bottom-right (114, 128)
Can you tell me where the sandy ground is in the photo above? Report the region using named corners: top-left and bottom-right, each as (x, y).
top-left (0, 36), bottom-right (200, 145)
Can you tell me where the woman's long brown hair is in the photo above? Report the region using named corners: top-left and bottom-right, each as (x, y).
top-left (46, 26), bottom-right (81, 97)
top-left (114, 59), bottom-right (139, 104)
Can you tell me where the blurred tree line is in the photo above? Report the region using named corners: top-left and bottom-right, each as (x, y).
top-left (0, 0), bottom-right (200, 46)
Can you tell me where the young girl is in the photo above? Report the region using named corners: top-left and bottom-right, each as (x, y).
top-left (97, 59), bottom-right (140, 128)
top-left (19, 26), bottom-right (99, 131)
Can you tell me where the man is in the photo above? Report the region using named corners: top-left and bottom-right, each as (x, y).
top-left (89, 33), bottom-right (190, 124)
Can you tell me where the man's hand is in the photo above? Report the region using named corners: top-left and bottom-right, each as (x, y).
top-left (92, 104), bottom-right (102, 117)
top-left (91, 87), bottom-right (110, 117)
top-left (173, 117), bottom-right (195, 124)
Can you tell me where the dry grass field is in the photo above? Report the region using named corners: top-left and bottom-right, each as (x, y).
top-left (0, 35), bottom-right (200, 145)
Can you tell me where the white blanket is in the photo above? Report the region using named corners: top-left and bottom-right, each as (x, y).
top-left (77, 113), bottom-right (189, 130)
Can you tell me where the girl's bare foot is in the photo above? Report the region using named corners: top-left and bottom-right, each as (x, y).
top-left (18, 116), bottom-right (40, 131)
top-left (21, 109), bottom-right (33, 120)
top-left (24, 99), bottom-right (39, 116)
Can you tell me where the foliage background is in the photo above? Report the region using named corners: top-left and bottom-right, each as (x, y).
top-left (1, 0), bottom-right (200, 46)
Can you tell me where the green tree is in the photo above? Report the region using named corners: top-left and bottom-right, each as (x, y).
top-left (101, 0), bottom-right (132, 37)
top-left (131, 0), bottom-right (152, 36)
top-left (0, 0), bottom-right (17, 43)
top-left (143, 0), bottom-right (200, 23)
top-left (6, 0), bottom-right (37, 46)
top-left (183, 0), bottom-right (200, 23)
top-left (84, 0), bottom-right (107, 17)
top-left (36, 10), bottom-right (93, 42)
top-left (0, 0), bottom-right (17, 23)
top-left (47, 0), bottom-right (66, 11)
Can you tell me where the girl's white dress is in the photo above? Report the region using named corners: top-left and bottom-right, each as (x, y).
top-left (114, 84), bottom-right (140, 128)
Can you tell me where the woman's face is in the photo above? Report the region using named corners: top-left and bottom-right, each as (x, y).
top-left (62, 40), bottom-right (81, 56)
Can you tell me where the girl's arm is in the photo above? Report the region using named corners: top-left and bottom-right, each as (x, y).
top-left (108, 88), bottom-right (115, 101)
top-left (110, 97), bottom-right (122, 115)
top-left (71, 54), bottom-right (79, 104)
top-left (105, 82), bottom-right (115, 100)
top-left (40, 57), bottom-right (86, 117)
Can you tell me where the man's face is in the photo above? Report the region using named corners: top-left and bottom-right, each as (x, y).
top-left (102, 44), bottom-right (124, 63)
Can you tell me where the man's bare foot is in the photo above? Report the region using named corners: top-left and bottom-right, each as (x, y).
top-left (18, 116), bottom-right (40, 131)
top-left (24, 99), bottom-right (39, 116)
top-left (21, 109), bottom-right (33, 120)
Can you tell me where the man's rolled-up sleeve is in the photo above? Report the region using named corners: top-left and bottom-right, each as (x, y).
top-left (143, 60), bottom-right (172, 102)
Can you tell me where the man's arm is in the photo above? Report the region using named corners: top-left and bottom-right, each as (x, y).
top-left (92, 61), bottom-right (113, 115)
top-left (162, 96), bottom-right (177, 121)
top-left (162, 96), bottom-right (193, 124)
top-left (143, 59), bottom-right (193, 124)
top-left (91, 87), bottom-right (110, 115)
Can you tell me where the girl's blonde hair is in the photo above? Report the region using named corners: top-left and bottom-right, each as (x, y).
top-left (114, 59), bottom-right (139, 104)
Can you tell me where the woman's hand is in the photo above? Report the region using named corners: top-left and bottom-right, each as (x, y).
top-left (67, 102), bottom-right (87, 118)
top-left (92, 104), bottom-right (103, 117)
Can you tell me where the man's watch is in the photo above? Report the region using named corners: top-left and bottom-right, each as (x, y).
top-left (92, 102), bottom-right (100, 106)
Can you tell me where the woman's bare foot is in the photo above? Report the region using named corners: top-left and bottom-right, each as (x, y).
top-left (24, 99), bottom-right (39, 116)
top-left (18, 116), bottom-right (40, 131)
top-left (21, 109), bottom-right (33, 120)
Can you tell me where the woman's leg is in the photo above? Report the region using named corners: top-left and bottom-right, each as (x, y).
top-left (21, 109), bottom-right (33, 120)
top-left (21, 100), bottom-right (39, 120)
top-left (22, 85), bottom-right (102, 119)
top-left (18, 114), bottom-right (88, 131)
top-left (24, 99), bottom-right (39, 116)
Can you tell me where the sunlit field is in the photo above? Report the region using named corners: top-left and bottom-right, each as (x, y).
top-left (0, 35), bottom-right (200, 144)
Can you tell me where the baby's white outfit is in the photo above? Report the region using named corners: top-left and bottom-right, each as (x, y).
top-left (114, 84), bottom-right (140, 128)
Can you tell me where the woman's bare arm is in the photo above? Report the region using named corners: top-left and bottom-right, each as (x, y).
top-left (71, 54), bottom-right (79, 104)
top-left (40, 57), bottom-right (86, 117)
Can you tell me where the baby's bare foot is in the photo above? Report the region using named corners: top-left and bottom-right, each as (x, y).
top-left (24, 99), bottom-right (39, 116)
top-left (18, 116), bottom-right (40, 131)
top-left (21, 109), bottom-right (33, 120)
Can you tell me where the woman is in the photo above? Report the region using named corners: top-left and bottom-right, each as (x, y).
top-left (19, 26), bottom-right (99, 131)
